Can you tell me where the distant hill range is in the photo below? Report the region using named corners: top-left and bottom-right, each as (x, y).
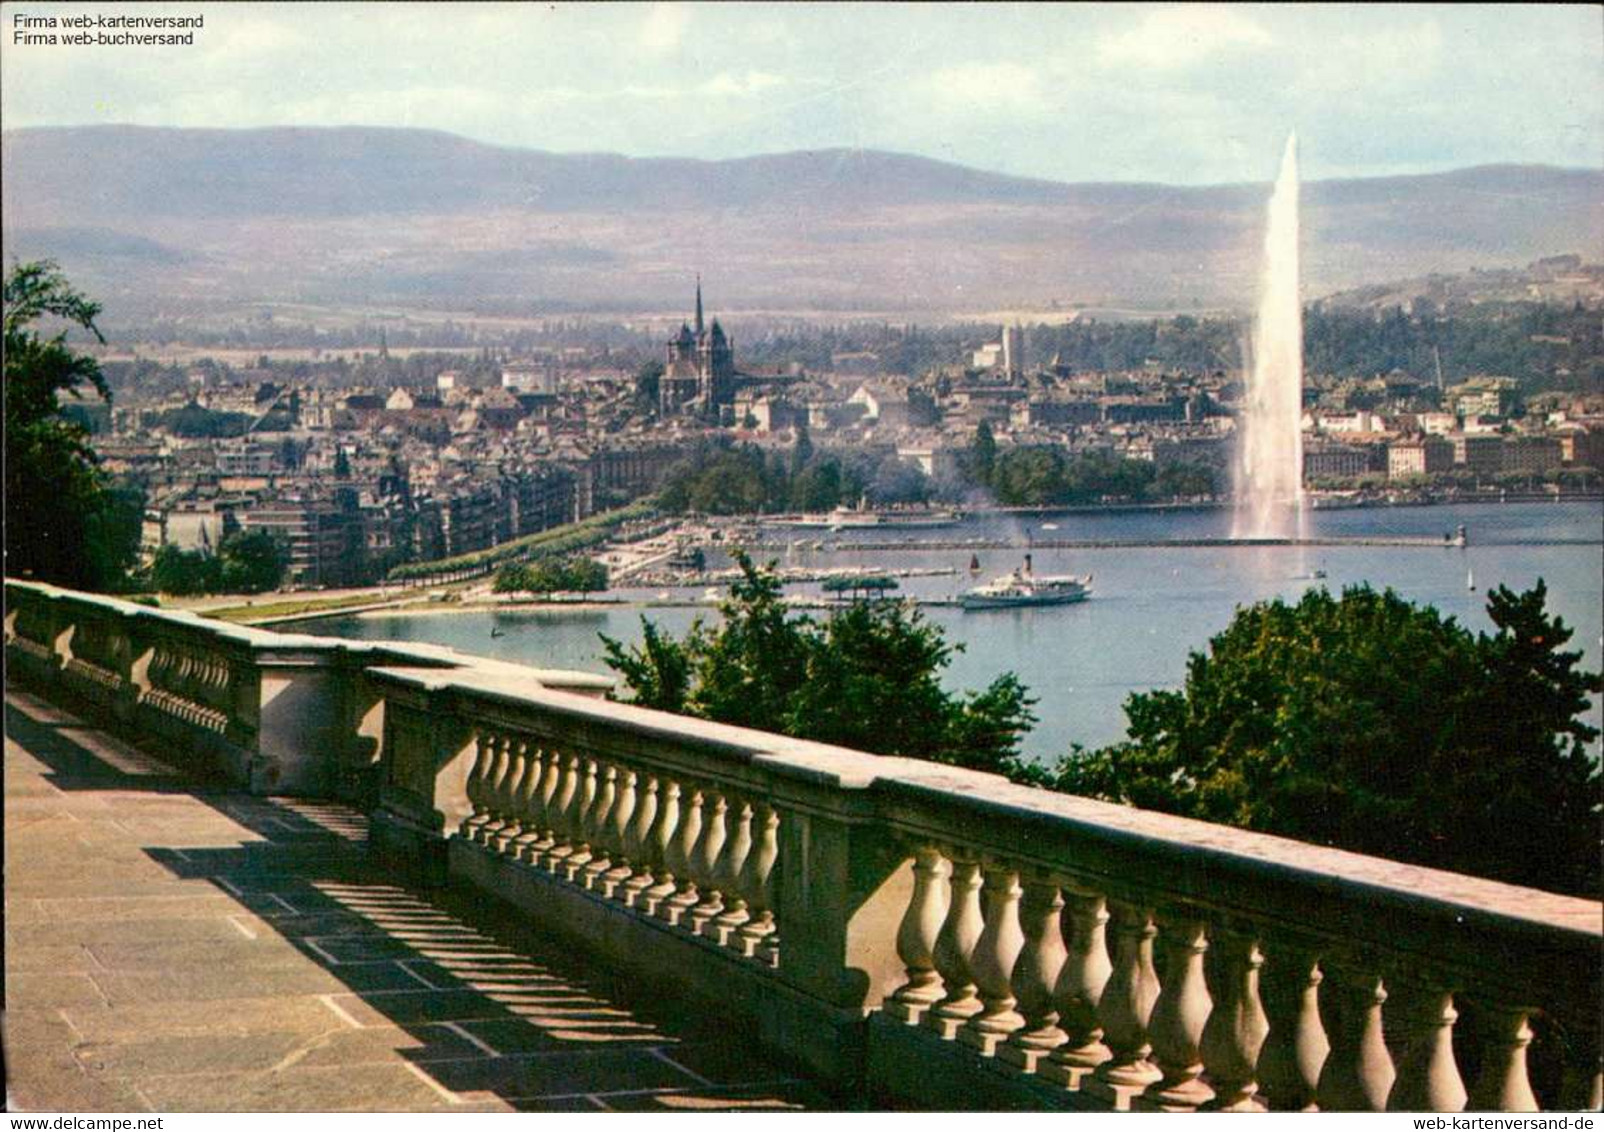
top-left (3, 125), bottom-right (1599, 322)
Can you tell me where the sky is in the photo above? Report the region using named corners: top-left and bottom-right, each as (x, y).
top-left (2, 2), bottom-right (1600, 184)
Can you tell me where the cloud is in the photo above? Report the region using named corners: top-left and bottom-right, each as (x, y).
top-left (1097, 6), bottom-right (1273, 69)
top-left (638, 3), bottom-right (688, 55)
top-left (700, 71), bottom-right (788, 97)
top-left (920, 62), bottom-right (1048, 114)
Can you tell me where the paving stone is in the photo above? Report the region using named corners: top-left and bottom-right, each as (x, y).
top-left (4, 942), bottom-right (99, 974)
top-left (653, 1040), bottom-right (797, 1087)
top-left (424, 1047), bottom-right (695, 1100)
top-left (137, 1062), bottom-right (473, 1112)
top-left (89, 965), bottom-right (356, 1005)
top-left (59, 994), bottom-right (356, 1042)
top-left (325, 988), bottom-right (528, 1027)
top-left (87, 935), bottom-right (313, 972)
top-left (7, 971), bottom-right (110, 1009)
top-left (285, 1023), bottom-right (493, 1068)
top-left (72, 1031), bottom-right (317, 1079)
top-left (599, 1080), bottom-right (835, 1112)
top-left (8, 915), bottom-right (270, 948)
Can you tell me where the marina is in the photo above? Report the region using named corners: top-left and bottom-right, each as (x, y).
top-left (289, 499), bottom-right (1604, 764)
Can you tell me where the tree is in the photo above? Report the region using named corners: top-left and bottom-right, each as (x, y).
top-left (967, 420), bottom-right (998, 487)
top-left (150, 545), bottom-right (221, 596)
top-left (494, 556), bottom-right (608, 596)
top-left (217, 530), bottom-right (285, 593)
top-left (1050, 583), bottom-right (1601, 896)
top-left (603, 553), bottom-right (1036, 772)
top-left (634, 359), bottom-right (664, 413)
top-left (4, 261), bottom-right (135, 590)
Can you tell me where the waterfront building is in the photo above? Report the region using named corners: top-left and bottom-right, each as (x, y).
top-left (1502, 435), bottom-right (1564, 475)
top-left (1388, 435), bottom-right (1456, 479)
top-left (1453, 433), bottom-right (1505, 475)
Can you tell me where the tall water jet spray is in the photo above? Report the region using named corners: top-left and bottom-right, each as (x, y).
top-left (1233, 132), bottom-right (1305, 540)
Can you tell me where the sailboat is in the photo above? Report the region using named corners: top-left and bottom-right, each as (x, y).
top-left (1467, 568), bottom-right (1476, 592)
top-left (968, 553), bottom-right (981, 573)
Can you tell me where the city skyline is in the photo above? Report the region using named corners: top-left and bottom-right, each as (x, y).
top-left (2, 2), bottom-right (1600, 185)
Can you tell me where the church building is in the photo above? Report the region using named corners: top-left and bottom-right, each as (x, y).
top-left (660, 278), bottom-right (739, 421)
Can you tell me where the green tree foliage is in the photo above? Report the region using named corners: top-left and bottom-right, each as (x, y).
top-left (634, 359), bottom-right (664, 413)
top-left (150, 530), bottom-right (286, 595)
top-left (655, 439), bottom-right (933, 516)
top-left (4, 261), bottom-right (141, 590)
top-left (217, 531), bottom-right (286, 593)
top-left (984, 446), bottom-right (1200, 505)
top-left (965, 420), bottom-right (998, 487)
top-left (602, 553), bottom-right (1037, 773)
top-left (493, 557), bottom-right (608, 595)
top-left (1049, 582), bottom-right (1601, 896)
top-left (152, 402), bottom-right (253, 437)
top-left (151, 545), bottom-right (219, 596)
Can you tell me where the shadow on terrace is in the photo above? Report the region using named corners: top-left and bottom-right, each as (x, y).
top-left (2, 695), bottom-right (839, 1113)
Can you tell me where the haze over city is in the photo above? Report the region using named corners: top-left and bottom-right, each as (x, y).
top-left (3, 2), bottom-right (1600, 183)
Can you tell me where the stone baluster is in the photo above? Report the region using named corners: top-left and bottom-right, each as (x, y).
top-left (461, 731), bottom-right (496, 839)
top-left (581, 763), bottom-right (619, 889)
top-left (600, 767), bottom-right (639, 897)
top-left (506, 744), bottom-right (547, 858)
top-left (1141, 914), bottom-right (1215, 1110)
top-left (521, 745), bottom-right (566, 867)
top-left (642, 779), bottom-right (683, 917)
top-left (619, 774), bottom-right (660, 907)
top-left (884, 847), bottom-right (950, 1025)
top-left (959, 863), bottom-right (1027, 1056)
top-left (998, 876), bottom-right (1069, 1073)
top-left (924, 852), bottom-right (984, 1040)
top-left (1088, 901), bottom-right (1163, 1110)
top-left (1317, 964), bottom-right (1396, 1111)
top-left (709, 798), bottom-right (755, 945)
top-left (1258, 944), bottom-right (1329, 1111)
top-left (1387, 983), bottom-right (1468, 1112)
top-left (735, 802), bottom-right (780, 962)
top-left (688, 790), bottom-right (729, 933)
top-left (660, 784), bottom-right (704, 926)
top-left (541, 752), bottom-right (583, 873)
top-left (490, 740), bottom-right (532, 852)
top-left (1466, 1006), bottom-right (1541, 1112)
top-left (1200, 930), bottom-right (1270, 1111)
top-left (477, 734), bottom-right (516, 845)
top-left (559, 757), bottom-right (600, 881)
top-left (1042, 889), bottom-right (1114, 1090)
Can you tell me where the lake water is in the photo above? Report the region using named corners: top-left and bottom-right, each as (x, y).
top-left (295, 501), bottom-right (1603, 765)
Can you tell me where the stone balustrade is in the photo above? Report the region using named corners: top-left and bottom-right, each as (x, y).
top-left (4, 580), bottom-right (610, 798)
top-left (6, 577), bottom-right (1600, 1110)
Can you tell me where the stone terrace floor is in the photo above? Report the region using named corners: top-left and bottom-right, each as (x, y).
top-left (3, 687), bottom-right (836, 1112)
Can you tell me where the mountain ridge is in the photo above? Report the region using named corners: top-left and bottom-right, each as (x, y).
top-left (3, 125), bottom-right (1598, 317)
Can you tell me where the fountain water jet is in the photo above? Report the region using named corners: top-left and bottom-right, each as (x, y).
top-left (1232, 132), bottom-right (1305, 540)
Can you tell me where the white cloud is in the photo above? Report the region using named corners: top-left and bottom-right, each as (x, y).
top-left (700, 71), bottom-right (788, 98)
top-left (1097, 6), bottom-right (1273, 69)
top-left (920, 62), bottom-right (1048, 114)
top-left (638, 3), bottom-right (689, 55)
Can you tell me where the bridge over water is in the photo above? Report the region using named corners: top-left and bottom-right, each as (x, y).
top-left (5, 579), bottom-right (1600, 1113)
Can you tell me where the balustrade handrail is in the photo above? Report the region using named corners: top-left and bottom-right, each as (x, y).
top-left (368, 663), bottom-right (1601, 971)
top-left (4, 578), bottom-right (613, 692)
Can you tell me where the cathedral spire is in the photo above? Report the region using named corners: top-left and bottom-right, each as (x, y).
top-left (694, 274), bottom-right (704, 336)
